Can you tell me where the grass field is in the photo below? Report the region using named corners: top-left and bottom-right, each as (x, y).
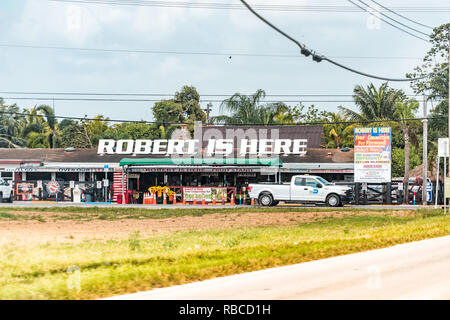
top-left (0, 208), bottom-right (449, 300)
top-left (0, 205), bottom-right (412, 221)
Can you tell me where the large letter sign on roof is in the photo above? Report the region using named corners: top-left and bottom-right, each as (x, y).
top-left (354, 127), bottom-right (391, 183)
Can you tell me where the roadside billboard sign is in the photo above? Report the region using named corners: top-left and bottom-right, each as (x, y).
top-left (354, 127), bottom-right (391, 183)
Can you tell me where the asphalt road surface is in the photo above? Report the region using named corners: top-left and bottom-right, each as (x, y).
top-left (106, 236), bottom-right (450, 300)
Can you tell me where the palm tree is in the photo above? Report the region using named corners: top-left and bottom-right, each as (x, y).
top-left (394, 99), bottom-right (419, 204)
top-left (213, 89), bottom-right (285, 125)
top-left (0, 100), bottom-right (26, 148)
top-left (19, 106), bottom-right (47, 144)
top-left (85, 115), bottom-right (110, 147)
top-left (36, 105), bottom-right (57, 148)
top-left (324, 112), bottom-right (356, 148)
top-left (339, 83), bottom-right (405, 122)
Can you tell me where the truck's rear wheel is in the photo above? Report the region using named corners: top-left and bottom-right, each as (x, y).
top-left (8, 194), bottom-right (13, 203)
top-left (0, 192), bottom-right (3, 203)
top-left (259, 193), bottom-right (273, 207)
top-left (326, 194), bottom-right (341, 207)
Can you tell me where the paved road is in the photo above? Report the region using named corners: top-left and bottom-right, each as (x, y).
top-left (0, 201), bottom-right (434, 210)
top-left (106, 236), bottom-right (450, 300)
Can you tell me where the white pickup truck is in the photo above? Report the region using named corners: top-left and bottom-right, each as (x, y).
top-left (0, 178), bottom-right (14, 203)
top-left (248, 175), bottom-right (352, 207)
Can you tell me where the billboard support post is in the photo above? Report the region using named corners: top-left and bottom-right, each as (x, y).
top-left (386, 183), bottom-right (392, 205)
top-left (435, 156), bottom-right (440, 209)
top-left (437, 138), bottom-right (449, 212)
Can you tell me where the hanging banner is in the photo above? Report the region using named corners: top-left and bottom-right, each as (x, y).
top-left (354, 127), bottom-right (391, 183)
top-left (183, 187), bottom-right (227, 202)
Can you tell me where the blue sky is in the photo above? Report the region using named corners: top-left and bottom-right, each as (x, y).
top-left (0, 0), bottom-right (448, 121)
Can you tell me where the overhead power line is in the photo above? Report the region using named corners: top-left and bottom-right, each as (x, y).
top-left (0, 43), bottom-right (424, 60)
top-left (2, 96), bottom-right (443, 103)
top-left (346, 0), bottom-right (428, 42)
top-left (368, 0), bottom-right (433, 29)
top-left (0, 96), bottom-right (367, 103)
top-left (356, 0), bottom-right (430, 36)
top-left (239, 0), bottom-right (449, 82)
top-left (48, 0), bottom-right (449, 13)
top-left (0, 91), bottom-right (426, 98)
top-left (0, 110), bottom-right (446, 127)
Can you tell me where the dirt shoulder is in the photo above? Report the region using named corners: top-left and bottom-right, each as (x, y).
top-left (0, 210), bottom-right (415, 246)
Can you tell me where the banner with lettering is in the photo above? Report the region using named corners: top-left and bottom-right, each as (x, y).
top-left (354, 127), bottom-right (391, 183)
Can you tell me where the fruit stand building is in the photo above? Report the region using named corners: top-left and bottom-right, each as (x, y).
top-left (0, 125), bottom-right (354, 203)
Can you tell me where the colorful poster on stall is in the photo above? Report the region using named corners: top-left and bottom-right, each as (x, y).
top-left (16, 183), bottom-right (35, 195)
top-left (183, 187), bottom-right (227, 202)
top-left (354, 127), bottom-right (391, 183)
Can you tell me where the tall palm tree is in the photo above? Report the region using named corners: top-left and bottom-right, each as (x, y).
top-left (0, 100), bottom-right (26, 148)
top-left (213, 89), bottom-right (285, 125)
top-left (394, 99), bottom-right (419, 204)
top-left (36, 105), bottom-right (57, 148)
top-left (339, 83), bottom-right (405, 122)
top-left (19, 106), bottom-right (47, 141)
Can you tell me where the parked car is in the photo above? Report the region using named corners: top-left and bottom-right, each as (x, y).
top-left (248, 175), bottom-right (352, 207)
top-left (0, 178), bottom-right (14, 203)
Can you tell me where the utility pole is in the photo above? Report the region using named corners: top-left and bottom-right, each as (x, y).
top-left (206, 102), bottom-right (212, 125)
top-left (423, 95), bottom-right (428, 205)
top-left (445, 40), bottom-right (450, 212)
top-left (52, 97), bottom-right (56, 149)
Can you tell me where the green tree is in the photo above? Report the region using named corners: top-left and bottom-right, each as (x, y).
top-left (59, 119), bottom-right (77, 130)
top-left (152, 100), bottom-right (184, 139)
top-left (394, 99), bottom-right (419, 203)
top-left (174, 85), bottom-right (206, 123)
top-left (324, 112), bottom-right (355, 149)
top-left (213, 89), bottom-right (285, 125)
top-left (408, 23), bottom-right (449, 137)
top-left (339, 83), bottom-right (405, 122)
top-left (19, 106), bottom-right (47, 145)
top-left (295, 104), bottom-right (330, 124)
top-left (392, 146), bottom-right (421, 179)
top-left (26, 131), bottom-right (50, 148)
top-left (103, 122), bottom-right (161, 141)
top-left (273, 105), bottom-right (298, 124)
top-left (85, 115), bottom-right (110, 147)
top-left (0, 100), bottom-right (26, 148)
top-left (59, 121), bottom-right (94, 148)
top-left (36, 105), bottom-right (58, 148)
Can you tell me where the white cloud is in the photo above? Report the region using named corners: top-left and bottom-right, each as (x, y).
top-left (12, 1), bottom-right (101, 45)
